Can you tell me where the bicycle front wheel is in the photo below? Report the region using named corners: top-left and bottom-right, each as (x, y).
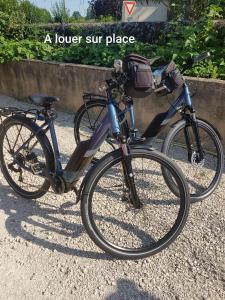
top-left (162, 119), bottom-right (224, 202)
top-left (81, 148), bottom-right (190, 260)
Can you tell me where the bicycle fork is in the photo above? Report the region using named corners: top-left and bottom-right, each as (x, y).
top-left (120, 136), bottom-right (142, 209)
top-left (184, 114), bottom-right (204, 163)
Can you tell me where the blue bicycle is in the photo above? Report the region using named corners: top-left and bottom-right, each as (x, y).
top-left (0, 79), bottom-right (190, 259)
top-left (74, 52), bottom-right (224, 202)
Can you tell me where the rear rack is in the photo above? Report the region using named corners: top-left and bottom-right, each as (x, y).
top-left (0, 107), bottom-right (42, 121)
top-left (0, 107), bottom-right (25, 117)
top-left (83, 93), bottom-right (107, 103)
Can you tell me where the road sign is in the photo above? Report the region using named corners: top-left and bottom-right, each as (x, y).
top-left (124, 1), bottom-right (136, 15)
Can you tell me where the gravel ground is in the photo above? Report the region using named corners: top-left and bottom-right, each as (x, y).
top-left (0, 95), bottom-right (224, 300)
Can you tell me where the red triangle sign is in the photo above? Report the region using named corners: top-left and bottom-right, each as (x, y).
top-left (124, 1), bottom-right (136, 15)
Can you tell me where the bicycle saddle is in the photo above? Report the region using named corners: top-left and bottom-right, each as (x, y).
top-left (29, 94), bottom-right (60, 107)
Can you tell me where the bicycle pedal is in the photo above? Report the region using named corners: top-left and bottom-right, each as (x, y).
top-left (121, 195), bottom-right (129, 202)
top-left (8, 162), bottom-right (20, 173)
top-left (31, 163), bottom-right (44, 175)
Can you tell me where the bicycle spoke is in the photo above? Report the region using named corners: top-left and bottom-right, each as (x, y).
top-left (1, 122), bottom-right (48, 194)
top-left (81, 149), bottom-right (189, 259)
top-left (167, 122), bottom-right (220, 197)
top-left (93, 107), bottom-right (106, 128)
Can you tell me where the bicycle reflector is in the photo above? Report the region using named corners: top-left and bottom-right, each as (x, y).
top-left (99, 82), bottom-right (107, 92)
top-left (114, 59), bottom-right (123, 73)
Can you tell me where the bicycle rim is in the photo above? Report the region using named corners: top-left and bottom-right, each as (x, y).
top-left (165, 121), bottom-right (223, 199)
top-left (82, 149), bottom-right (189, 258)
top-left (76, 102), bottom-right (116, 159)
top-left (0, 120), bottom-right (48, 195)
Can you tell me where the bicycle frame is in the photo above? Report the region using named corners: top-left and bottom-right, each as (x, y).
top-left (81, 84), bottom-right (195, 142)
top-left (82, 92), bottom-right (135, 133)
top-left (142, 83), bottom-right (196, 139)
top-left (0, 90), bottom-right (143, 208)
top-left (63, 95), bottom-right (137, 185)
top-left (81, 84), bottom-right (204, 164)
top-left (7, 94), bottom-right (136, 186)
top-left (141, 82), bottom-right (205, 161)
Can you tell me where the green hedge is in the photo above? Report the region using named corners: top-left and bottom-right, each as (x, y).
top-left (0, 5), bottom-right (224, 79)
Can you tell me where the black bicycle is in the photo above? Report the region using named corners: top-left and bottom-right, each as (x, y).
top-left (74, 52), bottom-right (224, 202)
top-left (0, 79), bottom-right (190, 259)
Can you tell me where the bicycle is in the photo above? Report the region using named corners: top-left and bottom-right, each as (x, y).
top-left (74, 52), bottom-right (224, 202)
top-left (0, 79), bottom-right (190, 259)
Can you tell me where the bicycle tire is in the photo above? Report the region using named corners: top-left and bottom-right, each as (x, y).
top-left (162, 118), bottom-right (224, 202)
top-left (74, 100), bottom-right (107, 144)
top-left (0, 116), bottom-right (54, 199)
top-left (74, 100), bottom-right (129, 156)
top-left (81, 148), bottom-right (190, 260)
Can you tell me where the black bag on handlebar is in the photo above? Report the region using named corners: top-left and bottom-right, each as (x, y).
top-left (155, 61), bottom-right (184, 96)
top-left (123, 54), bottom-right (155, 98)
top-left (164, 61), bottom-right (184, 91)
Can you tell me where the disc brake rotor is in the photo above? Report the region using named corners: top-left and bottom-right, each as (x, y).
top-left (191, 151), bottom-right (205, 168)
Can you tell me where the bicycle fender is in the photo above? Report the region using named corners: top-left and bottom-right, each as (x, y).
top-left (4, 115), bottom-right (55, 173)
top-left (83, 93), bottom-right (107, 102)
top-left (169, 118), bottom-right (186, 129)
top-left (130, 144), bottom-right (156, 151)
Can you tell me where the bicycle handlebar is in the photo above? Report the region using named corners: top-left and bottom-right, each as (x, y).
top-left (103, 52), bottom-right (211, 94)
top-left (193, 51), bottom-right (210, 64)
top-left (182, 51), bottom-right (211, 73)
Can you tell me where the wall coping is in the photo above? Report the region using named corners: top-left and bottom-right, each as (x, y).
top-left (185, 76), bottom-right (225, 85)
top-left (20, 59), bottom-right (225, 84)
top-left (22, 59), bottom-right (112, 72)
top-left (28, 21), bottom-right (165, 28)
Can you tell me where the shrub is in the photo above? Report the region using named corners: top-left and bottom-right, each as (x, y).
top-left (51, 0), bottom-right (70, 23)
top-left (0, 2), bottom-right (224, 79)
top-left (89, 0), bottom-right (122, 20)
top-left (0, 11), bottom-right (27, 39)
top-left (20, 0), bottom-right (52, 23)
top-left (0, 37), bottom-right (54, 63)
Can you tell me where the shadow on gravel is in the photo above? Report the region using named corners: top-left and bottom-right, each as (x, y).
top-left (0, 183), bottom-right (113, 261)
top-left (106, 279), bottom-right (160, 300)
top-left (0, 183), bottom-right (156, 261)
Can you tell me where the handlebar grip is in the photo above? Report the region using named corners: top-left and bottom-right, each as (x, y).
top-left (193, 51), bottom-right (210, 64)
top-left (182, 51), bottom-right (211, 72)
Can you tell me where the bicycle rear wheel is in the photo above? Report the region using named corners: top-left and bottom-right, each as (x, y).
top-left (81, 148), bottom-right (190, 260)
top-left (74, 100), bottom-right (128, 160)
top-left (74, 100), bottom-right (115, 159)
top-left (0, 116), bottom-right (52, 199)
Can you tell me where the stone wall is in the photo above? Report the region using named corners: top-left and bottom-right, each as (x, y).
top-left (0, 60), bottom-right (224, 146)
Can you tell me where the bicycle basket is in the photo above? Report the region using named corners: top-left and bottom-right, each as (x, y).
top-left (155, 61), bottom-right (184, 96)
top-left (123, 54), bottom-right (155, 98)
